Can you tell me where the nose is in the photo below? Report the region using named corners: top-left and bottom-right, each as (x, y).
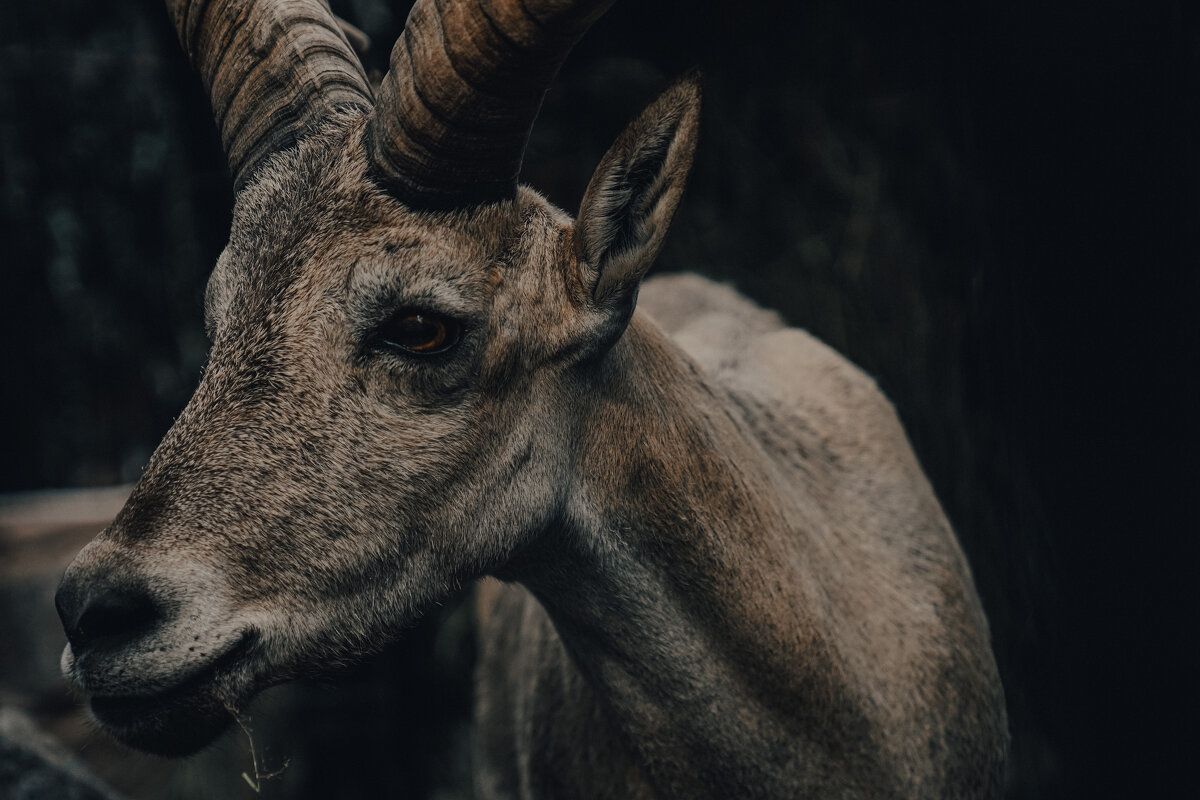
top-left (56, 576), bottom-right (164, 657)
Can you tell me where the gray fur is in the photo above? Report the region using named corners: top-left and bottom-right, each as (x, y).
top-left (57, 67), bottom-right (1006, 799)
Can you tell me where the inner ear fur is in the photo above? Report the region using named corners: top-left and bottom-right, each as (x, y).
top-left (576, 71), bottom-right (702, 306)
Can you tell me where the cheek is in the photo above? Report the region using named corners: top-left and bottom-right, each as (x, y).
top-left (439, 396), bottom-right (567, 545)
top-left (333, 369), bottom-right (478, 494)
top-left (218, 497), bottom-right (408, 612)
top-left (302, 391), bottom-right (490, 540)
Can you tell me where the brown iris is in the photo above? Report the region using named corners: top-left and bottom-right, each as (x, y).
top-left (379, 310), bottom-right (461, 355)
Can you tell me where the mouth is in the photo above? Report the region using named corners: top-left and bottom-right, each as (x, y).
top-left (86, 633), bottom-right (257, 756)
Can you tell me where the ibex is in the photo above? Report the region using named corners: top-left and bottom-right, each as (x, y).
top-left (55, 0), bottom-right (1008, 797)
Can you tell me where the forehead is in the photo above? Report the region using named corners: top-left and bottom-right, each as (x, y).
top-left (228, 137), bottom-right (518, 281)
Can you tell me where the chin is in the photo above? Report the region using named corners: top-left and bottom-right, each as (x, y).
top-left (73, 635), bottom-right (263, 757)
top-left (89, 683), bottom-right (237, 757)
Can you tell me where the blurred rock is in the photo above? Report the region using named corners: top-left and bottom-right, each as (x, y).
top-left (0, 705), bottom-right (127, 800)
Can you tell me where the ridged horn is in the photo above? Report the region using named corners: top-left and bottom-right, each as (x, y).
top-left (166, 0), bottom-right (374, 192)
top-left (368, 0), bottom-right (617, 207)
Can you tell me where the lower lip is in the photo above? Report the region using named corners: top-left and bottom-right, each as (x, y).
top-left (86, 635), bottom-right (254, 755)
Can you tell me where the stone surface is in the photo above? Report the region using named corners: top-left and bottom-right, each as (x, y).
top-left (0, 706), bottom-right (127, 800)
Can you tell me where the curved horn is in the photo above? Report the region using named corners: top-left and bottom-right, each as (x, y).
top-left (166, 0), bottom-right (374, 191)
top-left (368, 0), bottom-right (617, 207)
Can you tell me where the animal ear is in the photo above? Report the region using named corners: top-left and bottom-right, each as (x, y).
top-left (576, 72), bottom-right (701, 310)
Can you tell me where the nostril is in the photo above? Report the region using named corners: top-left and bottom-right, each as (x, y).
top-left (58, 583), bottom-right (163, 656)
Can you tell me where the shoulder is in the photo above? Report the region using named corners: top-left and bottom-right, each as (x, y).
top-left (640, 273), bottom-right (918, 476)
top-left (641, 273), bottom-right (893, 422)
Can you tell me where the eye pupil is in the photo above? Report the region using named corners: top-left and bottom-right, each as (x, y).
top-left (380, 311), bottom-right (460, 354)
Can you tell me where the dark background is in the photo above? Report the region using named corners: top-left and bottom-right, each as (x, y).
top-left (1, 0), bottom-right (1196, 797)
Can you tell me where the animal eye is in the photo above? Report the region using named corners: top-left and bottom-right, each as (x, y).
top-left (377, 310), bottom-right (462, 355)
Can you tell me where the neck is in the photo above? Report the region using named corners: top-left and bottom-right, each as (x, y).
top-left (514, 315), bottom-right (883, 797)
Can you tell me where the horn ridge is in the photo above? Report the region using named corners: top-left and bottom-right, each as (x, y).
top-left (368, 0), bottom-right (617, 208)
top-left (166, 0), bottom-right (373, 191)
